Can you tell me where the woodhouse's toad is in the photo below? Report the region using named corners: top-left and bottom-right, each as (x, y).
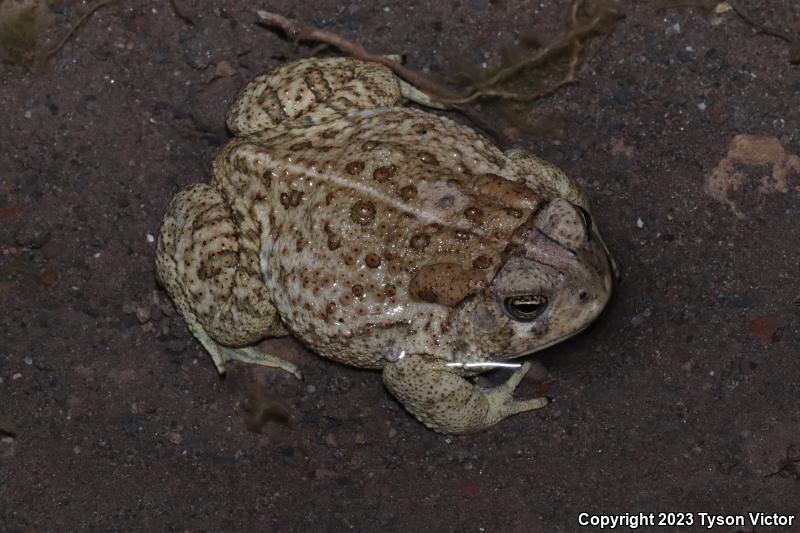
top-left (156, 57), bottom-right (615, 434)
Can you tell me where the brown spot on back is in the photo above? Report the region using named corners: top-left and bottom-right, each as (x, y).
top-left (288, 189), bottom-right (304, 207)
top-left (365, 253), bottom-right (381, 268)
top-left (418, 151), bottom-right (439, 165)
top-left (410, 233), bottom-right (430, 250)
top-left (361, 140), bottom-right (380, 151)
top-left (350, 201), bottom-right (376, 225)
top-left (345, 161), bottom-right (365, 175)
top-left (327, 234), bottom-right (341, 250)
top-left (261, 170), bottom-right (274, 188)
top-left (325, 301), bottom-right (336, 317)
top-left (290, 141), bottom-right (312, 151)
top-left (400, 185), bottom-right (417, 201)
top-left (473, 255), bottom-right (492, 269)
top-left (464, 206), bottom-right (482, 223)
top-left (454, 230), bottom-right (471, 242)
top-left (373, 165), bottom-right (397, 182)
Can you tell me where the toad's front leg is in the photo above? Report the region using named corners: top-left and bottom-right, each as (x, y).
top-left (382, 355), bottom-right (548, 434)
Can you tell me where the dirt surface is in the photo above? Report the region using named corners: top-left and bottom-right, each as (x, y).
top-left (1, 1), bottom-right (799, 531)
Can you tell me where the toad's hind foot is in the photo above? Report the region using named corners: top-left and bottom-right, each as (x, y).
top-left (213, 344), bottom-right (302, 380)
top-left (187, 311), bottom-right (302, 379)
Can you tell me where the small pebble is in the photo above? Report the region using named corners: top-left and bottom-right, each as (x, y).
top-left (636, 217), bottom-right (645, 229)
top-left (146, 233), bottom-right (155, 243)
top-left (165, 431), bottom-right (183, 445)
top-left (135, 305), bottom-right (151, 324)
top-left (324, 432), bottom-right (338, 447)
top-left (23, 356), bottom-right (33, 365)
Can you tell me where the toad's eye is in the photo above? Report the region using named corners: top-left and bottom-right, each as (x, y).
top-left (576, 205), bottom-right (592, 234)
top-left (503, 295), bottom-right (548, 322)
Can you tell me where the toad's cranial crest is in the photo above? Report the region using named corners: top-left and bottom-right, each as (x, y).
top-left (155, 57), bottom-right (614, 434)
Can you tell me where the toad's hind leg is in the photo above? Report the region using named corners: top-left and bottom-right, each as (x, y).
top-left (226, 57), bottom-right (403, 136)
top-left (155, 183), bottom-right (301, 379)
top-left (383, 356), bottom-right (548, 434)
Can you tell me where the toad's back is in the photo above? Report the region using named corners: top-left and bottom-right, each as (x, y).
top-left (215, 107), bottom-right (538, 367)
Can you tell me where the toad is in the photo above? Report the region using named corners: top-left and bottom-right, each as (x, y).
top-left (155, 57), bottom-right (615, 434)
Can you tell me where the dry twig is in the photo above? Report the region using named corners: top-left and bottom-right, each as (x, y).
top-left (727, 0), bottom-right (800, 64)
top-left (256, 10), bottom-right (464, 103)
top-left (728, 0), bottom-right (795, 43)
top-left (257, 1), bottom-right (621, 108)
top-left (44, 0), bottom-right (116, 59)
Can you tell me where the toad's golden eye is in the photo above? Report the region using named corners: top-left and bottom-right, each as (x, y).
top-left (503, 295), bottom-right (548, 322)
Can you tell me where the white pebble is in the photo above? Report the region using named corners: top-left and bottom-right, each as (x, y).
top-left (146, 233), bottom-right (155, 243)
top-left (697, 102), bottom-right (707, 111)
top-left (23, 356), bottom-right (32, 365)
top-left (636, 217), bottom-right (645, 229)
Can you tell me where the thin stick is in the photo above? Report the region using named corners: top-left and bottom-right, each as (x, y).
top-left (728, 0), bottom-right (796, 43)
top-left (44, 0), bottom-right (117, 59)
top-left (257, 3), bottom-right (619, 107)
top-left (256, 10), bottom-right (464, 102)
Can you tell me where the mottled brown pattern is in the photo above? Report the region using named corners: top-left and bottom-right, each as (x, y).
top-left (156, 57), bottom-right (614, 434)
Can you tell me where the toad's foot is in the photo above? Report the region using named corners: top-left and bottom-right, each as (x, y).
top-left (213, 344), bottom-right (302, 380)
top-left (190, 314), bottom-right (302, 379)
top-left (484, 362), bottom-right (548, 424)
top-left (383, 356), bottom-right (548, 434)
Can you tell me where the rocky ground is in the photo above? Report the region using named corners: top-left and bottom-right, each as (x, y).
top-left (1, 0), bottom-right (799, 531)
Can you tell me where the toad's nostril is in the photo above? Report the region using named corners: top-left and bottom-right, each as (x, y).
top-left (578, 290), bottom-right (588, 301)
